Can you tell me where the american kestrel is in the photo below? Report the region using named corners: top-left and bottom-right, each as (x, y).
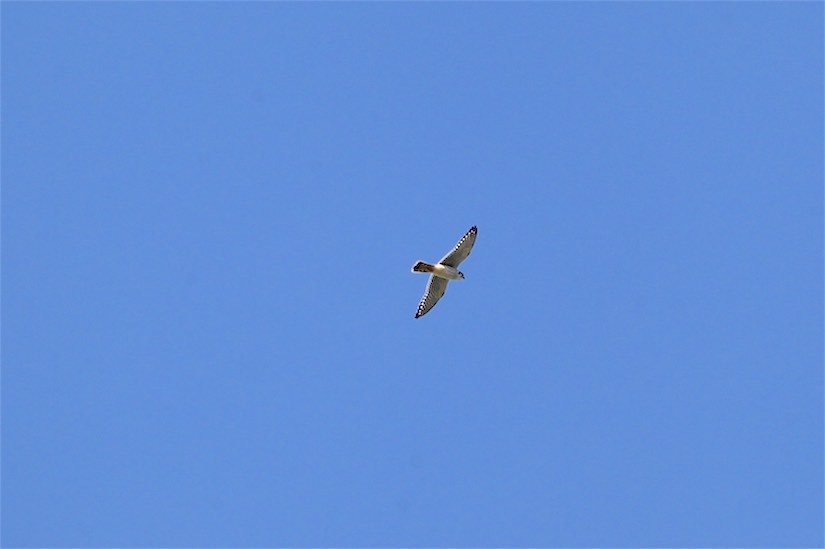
top-left (411, 226), bottom-right (477, 318)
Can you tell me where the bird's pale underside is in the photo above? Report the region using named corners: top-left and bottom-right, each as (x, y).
top-left (411, 226), bottom-right (477, 318)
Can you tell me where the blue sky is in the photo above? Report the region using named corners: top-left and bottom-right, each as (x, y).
top-left (3, 3), bottom-right (823, 547)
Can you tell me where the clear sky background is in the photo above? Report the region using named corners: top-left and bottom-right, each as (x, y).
top-left (2, 3), bottom-right (823, 548)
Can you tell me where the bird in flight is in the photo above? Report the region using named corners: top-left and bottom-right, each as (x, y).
top-left (411, 226), bottom-right (477, 318)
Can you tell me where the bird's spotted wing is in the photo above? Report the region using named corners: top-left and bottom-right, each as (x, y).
top-left (439, 226), bottom-right (478, 267)
top-left (415, 275), bottom-right (448, 318)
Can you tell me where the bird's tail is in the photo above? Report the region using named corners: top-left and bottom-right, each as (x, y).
top-left (412, 261), bottom-right (434, 273)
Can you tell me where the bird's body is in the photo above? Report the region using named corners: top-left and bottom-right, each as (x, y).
top-left (411, 226), bottom-right (477, 318)
top-left (411, 261), bottom-right (463, 280)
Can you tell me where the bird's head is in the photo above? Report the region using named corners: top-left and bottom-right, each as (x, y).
top-left (459, 271), bottom-right (465, 279)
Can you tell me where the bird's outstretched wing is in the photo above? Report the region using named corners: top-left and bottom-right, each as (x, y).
top-left (439, 226), bottom-right (478, 267)
top-left (415, 275), bottom-right (448, 318)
